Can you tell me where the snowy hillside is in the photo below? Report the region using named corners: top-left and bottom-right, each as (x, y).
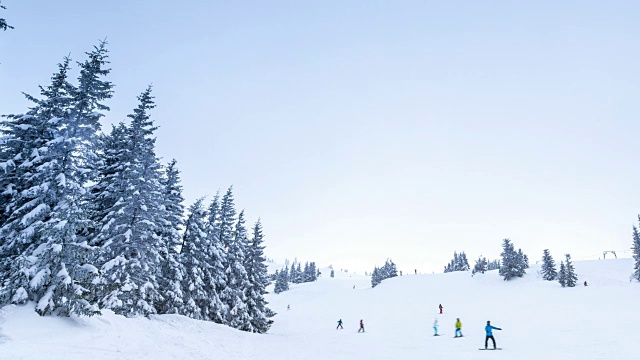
top-left (1, 259), bottom-right (639, 360)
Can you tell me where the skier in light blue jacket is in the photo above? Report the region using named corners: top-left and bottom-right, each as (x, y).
top-left (484, 321), bottom-right (502, 349)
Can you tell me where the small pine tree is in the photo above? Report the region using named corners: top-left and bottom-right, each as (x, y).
top-left (564, 254), bottom-right (578, 287)
top-left (633, 217), bottom-right (640, 282)
top-left (558, 261), bottom-right (567, 287)
top-left (499, 239), bottom-right (526, 280)
top-left (541, 249), bottom-right (557, 281)
top-left (472, 256), bottom-right (488, 275)
top-left (371, 267), bottom-right (381, 288)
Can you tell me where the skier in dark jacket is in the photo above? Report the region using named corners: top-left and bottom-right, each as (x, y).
top-left (484, 321), bottom-right (502, 349)
top-left (358, 319), bottom-right (365, 333)
top-left (336, 319), bottom-right (343, 330)
top-left (439, 304), bottom-right (443, 314)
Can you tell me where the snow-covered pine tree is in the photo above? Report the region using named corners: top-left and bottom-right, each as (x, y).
top-left (558, 261), bottom-right (567, 287)
top-left (489, 259), bottom-right (501, 271)
top-left (295, 262), bottom-right (303, 283)
top-left (3, 43), bottom-right (113, 316)
top-left (274, 266), bottom-right (289, 293)
top-left (221, 202), bottom-right (252, 330)
top-left (564, 254), bottom-right (578, 287)
top-left (472, 256), bottom-right (488, 275)
top-left (517, 249), bottom-right (528, 270)
top-left (385, 259), bottom-right (398, 278)
top-left (156, 159), bottom-right (186, 314)
top-left (0, 57), bottom-right (74, 306)
top-left (94, 87), bottom-right (166, 317)
top-left (303, 262), bottom-right (311, 282)
top-left (179, 198), bottom-right (211, 319)
top-left (499, 239), bottom-right (525, 280)
top-left (460, 252), bottom-right (470, 271)
top-left (243, 220), bottom-right (273, 333)
top-left (371, 267), bottom-right (381, 288)
top-left (633, 217), bottom-right (640, 281)
top-left (289, 260), bottom-right (298, 283)
top-left (202, 193), bottom-right (227, 323)
top-left (541, 249), bottom-right (557, 281)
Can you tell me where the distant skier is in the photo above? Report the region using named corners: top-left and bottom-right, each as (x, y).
top-left (353, 285), bottom-right (355, 289)
top-left (433, 318), bottom-right (439, 336)
top-left (287, 304), bottom-right (290, 311)
top-left (358, 319), bottom-right (365, 333)
top-left (336, 319), bottom-right (343, 330)
top-left (484, 321), bottom-right (502, 349)
top-left (439, 304), bottom-right (443, 314)
top-left (454, 318), bottom-right (463, 337)
top-left (584, 280), bottom-right (588, 286)
top-left (415, 269), bottom-right (417, 275)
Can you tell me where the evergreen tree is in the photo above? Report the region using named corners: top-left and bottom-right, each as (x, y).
top-left (289, 260), bottom-right (297, 283)
top-left (1, 43), bottom-right (113, 316)
top-left (460, 252), bottom-right (470, 271)
top-left (564, 254), bottom-right (578, 287)
top-left (156, 160), bottom-right (185, 314)
top-left (295, 262), bottom-right (303, 283)
top-left (180, 199), bottom-right (214, 320)
top-left (371, 267), bottom-right (381, 288)
top-left (220, 199), bottom-right (252, 330)
top-left (202, 193), bottom-right (227, 323)
top-left (472, 256), bottom-right (488, 275)
top-left (633, 217), bottom-right (640, 282)
top-left (558, 261), bottom-right (567, 287)
top-left (540, 249), bottom-right (557, 281)
top-left (0, 1), bottom-right (12, 31)
top-left (0, 58), bottom-right (74, 306)
top-left (274, 266), bottom-right (289, 294)
top-left (94, 87), bottom-right (165, 317)
top-left (243, 220), bottom-right (272, 333)
top-left (499, 239), bottom-right (526, 280)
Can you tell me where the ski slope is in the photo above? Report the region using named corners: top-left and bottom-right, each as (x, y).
top-left (1, 259), bottom-right (638, 359)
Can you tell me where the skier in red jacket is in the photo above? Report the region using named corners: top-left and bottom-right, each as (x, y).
top-left (358, 320), bottom-right (365, 333)
top-left (439, 304), bottom-right (443, 314)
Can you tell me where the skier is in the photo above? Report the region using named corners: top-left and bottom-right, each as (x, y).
top-left (454, 318), bottom-right (463, 337)
top-left (336, 319), bottom-right (343, 330)
top-left (415, 269), bottom-right (417, 275)
top-left (439, 304), bottom-right (443, 314)
top-left (584, 280), bottom-right (588, 286)
top-left (433, 318), bottom-right (439, 336)
top-left (287, 304), bottom-right (290, 311)
top-left (358, 319), bottom-right (365, 333)
top-left (484, 321), bottom-right (502, 349)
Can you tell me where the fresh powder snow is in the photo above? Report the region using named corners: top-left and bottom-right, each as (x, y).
top-left (1, 258), bottom-right (638, 359)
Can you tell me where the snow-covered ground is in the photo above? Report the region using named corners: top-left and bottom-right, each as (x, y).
top-left (1, 259), bottom-right (639, 359)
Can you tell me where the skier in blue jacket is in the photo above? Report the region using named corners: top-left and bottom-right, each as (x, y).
top-left (484, 321), bottom-right (502, 349)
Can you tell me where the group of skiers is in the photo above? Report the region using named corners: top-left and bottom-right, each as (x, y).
top-left (334, 304), bottom-right (502, 350)
top-left (433, 304), bottom-right (503, 349)
top-left (336, 319), bottom-right (365, 333)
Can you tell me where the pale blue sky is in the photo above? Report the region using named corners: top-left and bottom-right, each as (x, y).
top-left (1, 1), bottom-right (639, 272)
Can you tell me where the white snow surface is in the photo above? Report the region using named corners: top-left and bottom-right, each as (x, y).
top-left (1, 259), bottom-right (639, 359)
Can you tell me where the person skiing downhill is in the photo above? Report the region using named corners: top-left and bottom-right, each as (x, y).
top-left (454, 318), bottom-right (463, 337)
top-left (433, 318), bottom-right (439, 336)
top-left (484, 321), bottom-right (502, 349)
top-left (336, 319), bottom-right (343, 330)
top-left (358, 319), bottom-right (365, 333)
top-left (439, 304), bottom-right (443, 314)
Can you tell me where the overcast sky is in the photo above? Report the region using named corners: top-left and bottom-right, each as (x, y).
top-left (1, 1), bottom-right (639, 273)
